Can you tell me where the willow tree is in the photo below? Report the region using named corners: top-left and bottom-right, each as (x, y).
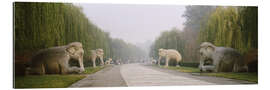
top-left (14, 2), bottom-right (112, 63)
top-left (199, 6), bottom-right (258, 54)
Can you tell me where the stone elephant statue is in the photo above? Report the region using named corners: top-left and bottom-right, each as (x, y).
top-left (27, 42), bottom-right (85, 75)
top-left (90, 49), bottom-right (104, 68)
top-left (105, 58), bottom-right (112, 65)
top-left (150, 57), bottom-right (157, 64)
top-left (158, 49), bottom-right (182, 67)
top-left (152, 59), bottom-right (157, 64)
top-left (199, 42), bottom-right (248, 72)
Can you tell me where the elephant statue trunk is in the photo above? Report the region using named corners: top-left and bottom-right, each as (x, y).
top-left (78, 57), bottom-right (85, 71)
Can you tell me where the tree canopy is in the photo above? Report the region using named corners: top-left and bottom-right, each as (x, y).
top-left (14, 2), bottom-right (145, 66)
top-left (150, 6), bottom-right (258, 63)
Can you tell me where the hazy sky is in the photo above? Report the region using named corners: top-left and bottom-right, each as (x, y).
top-left (75, 3), bottom-right (186, 44)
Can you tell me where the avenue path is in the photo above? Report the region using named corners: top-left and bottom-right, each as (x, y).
top-left (69, 63), bottom-right (255, 87)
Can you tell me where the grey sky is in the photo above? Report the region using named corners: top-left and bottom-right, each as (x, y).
top-left (75, 3), bottom-right (186, 44)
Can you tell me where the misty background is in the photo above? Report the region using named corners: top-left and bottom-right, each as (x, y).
top-left (75, 3), bottom-right (186, 54)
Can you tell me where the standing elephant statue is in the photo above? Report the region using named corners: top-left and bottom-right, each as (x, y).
top-left (28, 42), bottom-right (85, 75)
top-left (158, 48), bottom-right (182, 67)
top-left (90, 49), bottom-right (104, 68)
top-left (199, 42), bottom-right (248, 72)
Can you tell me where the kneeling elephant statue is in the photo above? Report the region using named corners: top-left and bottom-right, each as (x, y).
top-left (158, 48), bottom-right (182, 67)
top-left (28, 42), bottom-right (85, 75)
top-left (199, 42), bottom-right (248, 72)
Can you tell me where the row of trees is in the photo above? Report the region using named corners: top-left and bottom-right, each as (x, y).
top-left (199, 7), bottom-right (258, 54)
top-left (14, 2), bottom-right (145, 66)
top-left (150, 6), bottom-right (258, 64)
top-left (111, 39), bottom-right (146, 61)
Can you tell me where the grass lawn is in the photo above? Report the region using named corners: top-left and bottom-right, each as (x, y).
top-left (156, 65), bottom-right (258, 83)
top-left (14, 66), bottom-right (104, 88)
top-left (200, 72), bottom-right (258, 83)
top-left (83, 66), bottom-right (104, 74)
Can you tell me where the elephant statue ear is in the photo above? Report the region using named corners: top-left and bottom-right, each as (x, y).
top-left (207, 44), bottom-right (215, 52)
top-left (66, 46), bottom-right (76, 55)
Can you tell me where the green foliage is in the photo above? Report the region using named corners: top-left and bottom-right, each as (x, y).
top-left (150, 28), bottom-right (185, 61)
top-left (14, 2), bottom-right (108, 60)
top-left (150, 6), bottom-right (216, 63)
top-left (110, 38), bottom-right (146, 61)
top-left (199, 6), bottom-right (258, 54)
top-left (14, 75), bottom-right (86, 88)
top-left (200, 72), bottom-right (258, 83)
top-left (150, 6), bottom-right (258, 63)
top-left (83, 66), bottom-right (104, 74)
top-left (14, 66), bottom-right (104, 88)
top-left (158, 65), bottom-right (257, 82)
top-left (14, 2), bottom-right (145, 66)
top-left (179, 62), bottom-right (200, 68)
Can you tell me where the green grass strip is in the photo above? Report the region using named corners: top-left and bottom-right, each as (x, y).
top-left (14, 66), bottom-right (104, 88)
top-left (200, 72), bottom-right (258, 83)
top-left (156, 65), bottom-right (258, 82)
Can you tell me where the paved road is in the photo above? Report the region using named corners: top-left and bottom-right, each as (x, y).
top-left (69, 65), bottom-right (127, 87)
top-left (69, 63), bottom-right (255, 87)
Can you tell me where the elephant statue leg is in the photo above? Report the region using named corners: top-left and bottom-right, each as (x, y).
top-left (59, 63), bottom-right (69, 74)
top-left (31, 64), bottom-right (45, 75)
top-left (176, 60), bottom-right (180, 67)
top-left (92, 56), bottom-right (96, 68)
top-left (29, 61), bottom-right (46, 75)
top-left (213, 60), bottom-right (220, 72)
top-left (158, 57), bottom-right (161, 66)
top-left (46, 61), bottom-right (61, 74)
top-left (233, 62), bottom-right (240, 72)
top-left (165, 57), bottom-right (169, 67)
top-left (99, 56), bottom-right (104, 66)
top-left (78, 58), bottom-right (85, 71)
top-left (199, 59), bottom-right (204, 71)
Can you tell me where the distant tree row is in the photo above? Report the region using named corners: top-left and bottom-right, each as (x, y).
top-left (14, 2), bottom-right (145, 66)
top-left (110, 38), bottom-right (146, 61)
top-left (150, 6), bottom-right (258, 63)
